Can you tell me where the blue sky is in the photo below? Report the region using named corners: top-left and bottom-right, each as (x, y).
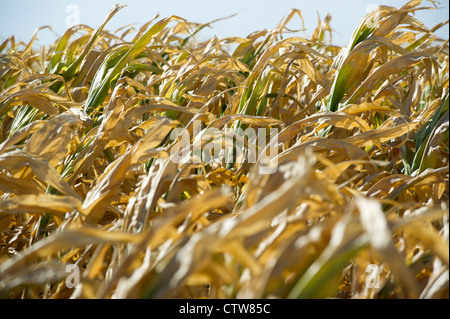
top-left (0, 0), bottom-right (448, 47)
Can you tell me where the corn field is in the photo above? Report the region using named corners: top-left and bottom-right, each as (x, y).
top-left (0, 0), bottom-right (448, 299)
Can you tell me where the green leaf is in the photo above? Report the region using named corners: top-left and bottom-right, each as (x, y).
top-left (84, 15), bottom-right (184, 115)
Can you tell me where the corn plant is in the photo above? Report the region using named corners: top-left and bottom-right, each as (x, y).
top-left (0, 1), bottom-right (448, 299)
